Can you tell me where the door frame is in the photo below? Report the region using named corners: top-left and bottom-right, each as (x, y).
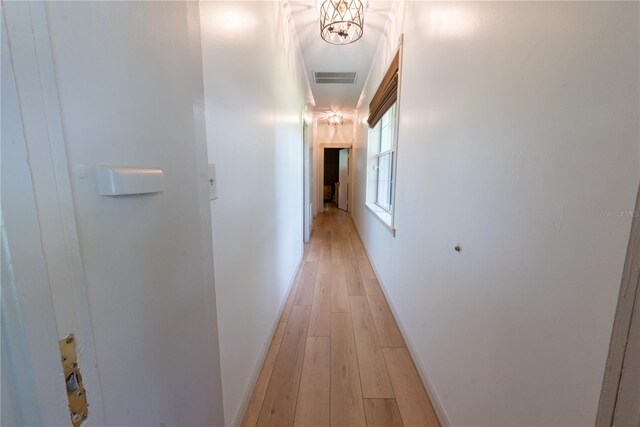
top-left (302, 120), bottom-right (312, 242)
top-left (318, 143), bottom-right (353, 212)
top-left (2, 2), bottom-right (106, 422)
top-left (337, 148), bottom-right (350, 212)
top-left (596, 184), bottom-right (640, 426)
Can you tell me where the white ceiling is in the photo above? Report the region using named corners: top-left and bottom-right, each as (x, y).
top-left (289, 0), bottom-right (394, 114)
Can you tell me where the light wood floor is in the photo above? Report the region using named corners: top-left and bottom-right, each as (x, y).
top-left (242, 206), bottom-right (440, 427)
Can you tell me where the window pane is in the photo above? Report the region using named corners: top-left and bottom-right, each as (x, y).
top-left (380, 121), bottom-right (394, 152)
top-left (381, 103), bottom-right (396, 128)
top-left (377, 152), bottom-right (390, 181)
top-left (369, 121), bottom-right (382, 153)
top-left (376, 152), bottom-right (393, 211)
top-left (377, 180), bottom-right (390, 210)
top-left (380, 104), bottom-right (396, 152)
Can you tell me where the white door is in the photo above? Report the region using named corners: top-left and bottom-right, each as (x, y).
top-left (338, 148), bottom-right (349, 211)
top-left (1, 5), bottom-right (105, 423)
top-left (2, 3), bottom-right (225, 426)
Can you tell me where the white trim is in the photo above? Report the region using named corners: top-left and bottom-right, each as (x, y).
top-left (1, 20), bottom-right (69, 424)
top-left (303, 120), bottom-right (312, 242)
top-left (232, 254), bottom-right (304, 427)
top-left (186, 0), bottom-right (226, 422)
top-left (350, 215), bottom-right (452, 427)
top-left (365, 203), bottom-right (396, 237)
top-left (388, 39), bottom-right (403, 231)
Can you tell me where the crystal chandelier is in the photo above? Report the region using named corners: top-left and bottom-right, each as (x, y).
top-left (320, 0), bottom-right (364, 45)
top-left (328, 112), bottom-right (344, 125)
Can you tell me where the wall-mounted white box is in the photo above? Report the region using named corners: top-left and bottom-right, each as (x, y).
top-left (96, 166), bottom-right (164, 196)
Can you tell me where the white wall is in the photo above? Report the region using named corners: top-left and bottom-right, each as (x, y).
top-left (32, 2), bottom-right (225, 425)
top-left (315, 122), bottom-right (354, 145)
top-left (353, 2), bottom-right (640, 425)
top-left (199, 2), bottom-right (309, 424)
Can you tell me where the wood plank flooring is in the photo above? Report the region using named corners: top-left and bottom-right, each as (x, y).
top-left (244, 207), bottom-right (440, 427)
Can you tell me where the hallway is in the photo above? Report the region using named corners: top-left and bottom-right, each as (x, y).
top-left (243, 207), bottom-right (439, 426)
top-left (3, 1), bottom-right (639, 426)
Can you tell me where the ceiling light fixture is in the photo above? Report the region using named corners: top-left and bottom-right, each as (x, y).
top-left (320, 0), bottom-right (364, 45)
top-left (328, 112), bottom-right (344, 125)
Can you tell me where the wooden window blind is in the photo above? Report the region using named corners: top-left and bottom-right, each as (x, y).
top-left (367, 51), bottom-right (400, 128)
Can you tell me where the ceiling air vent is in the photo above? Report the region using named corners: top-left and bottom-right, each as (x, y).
top-left (314, 72), bottom-right (357, 84)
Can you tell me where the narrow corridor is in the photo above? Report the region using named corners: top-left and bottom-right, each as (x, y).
top-left (243, 207), bottom-right (439, 426)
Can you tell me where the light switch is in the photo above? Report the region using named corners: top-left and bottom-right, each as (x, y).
top-left (208, 163), bottom-right (217, 200)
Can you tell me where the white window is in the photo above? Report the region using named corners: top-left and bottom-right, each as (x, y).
top-left (366, 103), bottom-right (397, 233)
top-left (365, 48), bottom-right (401, 235)
top-left (372, 103), bottom-right (396, 212)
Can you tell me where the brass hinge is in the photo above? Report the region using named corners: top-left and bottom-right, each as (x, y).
top-left (59, 334), bottom-right (88, 426)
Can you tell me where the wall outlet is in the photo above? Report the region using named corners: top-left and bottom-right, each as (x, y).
top-left (208, 163), bottom-right (217, 200)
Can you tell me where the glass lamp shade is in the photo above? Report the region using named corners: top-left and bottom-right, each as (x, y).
top-left (328, 112), bottom-right (344, 125)
top-left (320, 0), bottom-right (364, 45)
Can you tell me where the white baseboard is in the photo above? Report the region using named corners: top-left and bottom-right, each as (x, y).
top-left (231, 253), bottom-right (304, 427)
top-left (349, 213), bottom-right (453, 427)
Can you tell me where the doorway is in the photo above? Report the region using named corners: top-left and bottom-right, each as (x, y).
top-left (597, 185), bottom-right (640, 426)
top-left (323, 147), bottom-right (350, 211)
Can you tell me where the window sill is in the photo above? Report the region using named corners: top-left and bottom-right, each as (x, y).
top-left (365, 203), bottom-right (396, 237)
